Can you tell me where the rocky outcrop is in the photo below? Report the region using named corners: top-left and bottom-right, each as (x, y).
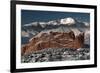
top-left (21, 31), bottom-right (84, 55)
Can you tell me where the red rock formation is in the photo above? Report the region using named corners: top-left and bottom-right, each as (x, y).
top-left (21, 31), bottom-right (84, 55)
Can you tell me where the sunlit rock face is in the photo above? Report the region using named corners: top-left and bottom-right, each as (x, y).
top-left (60, 17), bottom-right (76, 25)
top-left (21, 31), bottom-right (84, 55)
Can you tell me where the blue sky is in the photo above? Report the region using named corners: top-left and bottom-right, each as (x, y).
top-left (21, 10), bottom-right (90, 25)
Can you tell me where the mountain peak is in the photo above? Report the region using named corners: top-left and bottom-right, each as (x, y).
top-left (60, 17), bottom-right (76, 25)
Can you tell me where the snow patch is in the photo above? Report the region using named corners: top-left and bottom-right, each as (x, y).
top-left (60, 17), bottom-right (76, 25)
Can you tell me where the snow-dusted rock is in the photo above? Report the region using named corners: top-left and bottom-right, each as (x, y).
top-left (60, 17), bottom-right (76, 25)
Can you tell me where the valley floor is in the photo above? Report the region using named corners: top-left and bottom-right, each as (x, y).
top-left (21, 46), bottom-right (90, 63)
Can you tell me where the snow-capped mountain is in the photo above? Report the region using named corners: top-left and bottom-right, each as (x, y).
top-left (21, 17), bottom-right (90, 45)
top-left (23, 17), bottom-right (89, 28)
top-left (60, 17), bottom-right (76, 25)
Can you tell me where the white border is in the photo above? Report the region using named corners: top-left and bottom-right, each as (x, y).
top-left (16, 4), bottom-right (94, 69)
